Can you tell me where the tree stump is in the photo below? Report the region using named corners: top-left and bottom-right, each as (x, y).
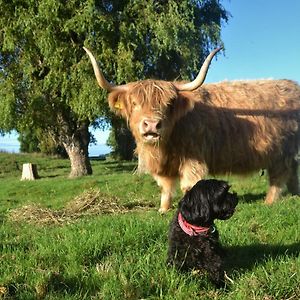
top-left (21, 163), bottom-right (39, 180)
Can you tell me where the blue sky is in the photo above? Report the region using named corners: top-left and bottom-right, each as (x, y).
top-left (207, 0), bottom-right (300, 83)
top-left (1, 0), bottom-right (300, 154)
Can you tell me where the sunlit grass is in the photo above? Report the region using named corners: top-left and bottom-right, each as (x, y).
top-left (0, 153), bottom-right (299, 299)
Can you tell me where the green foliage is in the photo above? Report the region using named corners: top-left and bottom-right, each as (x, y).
top-left (18, 129), bottom-right (68, 157)
top-left (18, 130), bottom-right (40, 153)
top-left (0, 0), bottom-right (112, 175)
top-left (107, 118), bottom-right (136, 160)
top-left (0, 153), bottom-right (299, 299)
top-left (0, 0), bottom-right (108, 132)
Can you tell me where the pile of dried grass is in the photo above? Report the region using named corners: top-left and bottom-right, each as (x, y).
top-left (8, 188), bottom-right (149, 225)
top-left (65, 189), bottom-right (126, 216)
top-left (8, 204), bottom-right (67, 225)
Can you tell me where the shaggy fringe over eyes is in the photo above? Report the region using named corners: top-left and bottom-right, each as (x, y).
top-left (108, 80), bottom-right (179, 120)
top-left (130, 80), bottom-right (178, 110)
top-left (108, 80), bottom-right (195, 123)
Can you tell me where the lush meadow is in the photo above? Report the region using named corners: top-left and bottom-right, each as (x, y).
top-left (0, 153), bottom-right (299, 299)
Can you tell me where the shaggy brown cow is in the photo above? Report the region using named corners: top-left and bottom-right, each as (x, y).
top-left (84, 47), bottom-right (300, 212)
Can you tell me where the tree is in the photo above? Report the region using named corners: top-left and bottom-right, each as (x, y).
top-left (18, 129), bottom-right (68, 157)
top-left (0, 0), bottom-right (109, 177)
top-left (107, 116), bottom-right (136, 160)
top-left (0, 0), bottom-right (229, 171)
top-left (18, 130), bottom-right (40, 154)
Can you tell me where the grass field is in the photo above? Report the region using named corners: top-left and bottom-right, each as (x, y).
top-left (0, 152), bottom-right (299, 299)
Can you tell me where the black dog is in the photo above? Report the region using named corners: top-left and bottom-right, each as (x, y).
top-left (167, 179), bottom-right (238, 288)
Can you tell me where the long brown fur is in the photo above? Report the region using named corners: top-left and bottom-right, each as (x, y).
top-left (107, 79), bottom-right (300, 212)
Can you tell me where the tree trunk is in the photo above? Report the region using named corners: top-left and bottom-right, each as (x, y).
top-left (64, 144), bottom-right (92, 177)
top-left (62, 122), bottom-right (92, 178)
top-left (21, 163), bottom-right (39, 180)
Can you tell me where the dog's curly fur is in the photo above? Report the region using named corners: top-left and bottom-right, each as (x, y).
top-left (167, 179), bottom-right (238, 288)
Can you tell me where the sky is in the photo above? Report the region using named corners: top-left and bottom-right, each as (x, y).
top-left (207, 0), bottom-right (300, 83)
top-left (1, 0), bottom-right (300, 155)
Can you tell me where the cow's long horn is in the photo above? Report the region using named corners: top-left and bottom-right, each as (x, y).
top-left (83, 47), bottom-right (118, 92)
top-left (176, 47), bottom-right (222, 91)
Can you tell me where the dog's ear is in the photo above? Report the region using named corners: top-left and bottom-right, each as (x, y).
top-left (210, 180), bottom-right (230, 202)
top-left (179, 187), bottom-right (211, 225)
top-left (209, 180), bottom-right (238, 220)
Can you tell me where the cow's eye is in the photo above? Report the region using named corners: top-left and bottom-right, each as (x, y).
top-left (167, 103), bottom-right (174, 114)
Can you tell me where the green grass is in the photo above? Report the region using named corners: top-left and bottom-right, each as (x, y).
top-left (0, 152), bottom-right (299, 299)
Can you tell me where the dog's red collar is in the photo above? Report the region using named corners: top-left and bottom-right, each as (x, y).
top-left (178, 212), bottom-right (214, 237)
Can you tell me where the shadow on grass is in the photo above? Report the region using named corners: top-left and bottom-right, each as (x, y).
top-left (239, 192), bottom-right (266, 203)
top-left (225, 242), bottom-right (300, 272)
top-left (101, 160), bottom-right (138, 173)
top-left (41, 174), bottom-right (61, 178)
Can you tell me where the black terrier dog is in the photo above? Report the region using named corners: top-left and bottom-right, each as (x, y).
top-left (167, 179), bottom-right (238, 288)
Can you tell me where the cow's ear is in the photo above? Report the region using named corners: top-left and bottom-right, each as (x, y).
top-left (171, 92), bottom-right (195, 121)
top-left (108, 90), bottom-right (129, 119)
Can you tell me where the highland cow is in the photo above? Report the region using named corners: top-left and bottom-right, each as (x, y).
top-left (84, 47), bottom-right (300, 212)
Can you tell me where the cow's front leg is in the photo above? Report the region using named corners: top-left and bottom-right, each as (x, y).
top-left (179, 160), bottom-right (208, 193)
top-left (153, 175), bottom-right (177, 213)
